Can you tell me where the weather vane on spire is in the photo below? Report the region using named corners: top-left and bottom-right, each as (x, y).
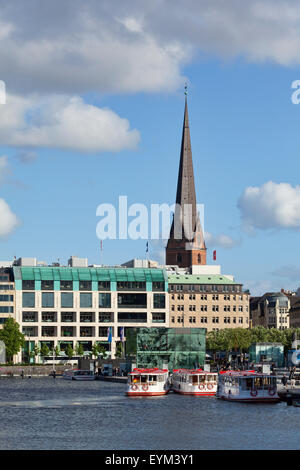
top-left (184, 83), bottom-right (188, 96)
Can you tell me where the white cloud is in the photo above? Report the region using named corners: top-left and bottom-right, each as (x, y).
top-left (237, 181), bottom-right (300, 231)
top-left (0, 94), bottom-right (140, 153)
top-left (243, 279), bottom-right (283, 297)
top-left (0, 198), bottom-right (20, 237)
top-left (204, 231), bottom-right (240, 249)
top-left (2, 1), bottom-right (300, 97)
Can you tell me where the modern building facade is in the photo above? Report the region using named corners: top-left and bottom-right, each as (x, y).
top-left (0, 268), bottom-right (14, 328)
top-left (12, 265), bottom-right (169, 363)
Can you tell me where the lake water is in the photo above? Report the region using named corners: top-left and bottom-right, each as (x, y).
top-left (0, 377), bottom-right (298, 450)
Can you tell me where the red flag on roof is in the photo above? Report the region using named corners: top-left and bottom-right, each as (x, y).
top-left (213, 250), bottom-right (216, 261)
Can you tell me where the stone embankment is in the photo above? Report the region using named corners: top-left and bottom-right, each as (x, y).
top-left (0, 365), bottom-right (70, 377)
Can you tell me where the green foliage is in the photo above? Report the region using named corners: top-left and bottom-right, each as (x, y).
top-left (54, 345), bottom-right (60, 357)
top-left (115, 342), bottom-right (123, 358)
top-left (40, 343), bottom-right (50, 357)
top-left (65, 344), bottom-right (74, 359)
top-left (75, 343), bottom-right (84, 357)
top-left (206, 327), bottom-right (300, 354)
top-left (97, 343), bottom-right (107, 359)
top-left (0, 317), bottom-right (25, 362)
top-left (30, 344), bottom-right (40, 363)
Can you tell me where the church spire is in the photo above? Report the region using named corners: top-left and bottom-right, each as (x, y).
top-left (166, 92), bottom-right (206, 268)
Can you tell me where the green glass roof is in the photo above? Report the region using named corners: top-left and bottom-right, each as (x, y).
top-left (13, 266), bottom-right (167, 282)
top-left (168, 274), bottom-right (239, 285)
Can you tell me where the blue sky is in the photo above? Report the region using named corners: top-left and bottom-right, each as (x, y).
top-left (1, 1), bottom-right (300, 296)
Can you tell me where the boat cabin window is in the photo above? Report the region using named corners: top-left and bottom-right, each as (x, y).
top-left (199, 375), bottom-right (205, 383)
top-left (189, 375), bottom-right (198, 385)
top-left (140, 375), bottom-right (148, 383)
top-left (131, 375), bottom-right (140, 384)
top-left (148, 375), bottom-right (157, 382)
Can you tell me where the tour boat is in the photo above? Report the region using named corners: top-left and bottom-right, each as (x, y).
top-left (171, 369), bottom-right (218, 396)
top-left (62, 369), bottom-right (95, 381)
top-left (126, 368), bottom-right (170, 396)
top-left (216, 370), bottom-right (280, 403)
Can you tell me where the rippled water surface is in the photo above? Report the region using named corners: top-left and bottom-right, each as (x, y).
top-left (0, 377), bottom-right (298, 450)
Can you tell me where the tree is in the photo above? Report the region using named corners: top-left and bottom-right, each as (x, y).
top-left (40, 343), bottom-right (50, 364)
top-left (115, 342), bottom-right (123, 359)
top-left (30, 344), bottom-right (40, 364)
top-left (75, 343), bottom-right (84, 357)
top-left (65, 344), bottom-right (74, 360)
top-left (54, 345), bottom-right (60, 357)
top-left (0, 317), bottom-right (25, 363)
top-left (98, 343), bottom-right (107, 359)
top-left (92, 342), bottom-right (100, 359)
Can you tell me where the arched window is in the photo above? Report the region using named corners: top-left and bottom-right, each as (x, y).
top-left (198, 254), bottom-right (201, 263)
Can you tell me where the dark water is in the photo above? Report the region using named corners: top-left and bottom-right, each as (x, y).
top-left (0, 377), bottom-right (298, 450)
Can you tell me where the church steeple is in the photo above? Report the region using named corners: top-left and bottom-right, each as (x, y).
top-left (166, 93), bottom-right (206, 268)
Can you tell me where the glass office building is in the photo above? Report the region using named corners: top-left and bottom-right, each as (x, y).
top-left (248, 342), bottom-right (284, 367)
top-left (126, 327), bottom-right (206, 370)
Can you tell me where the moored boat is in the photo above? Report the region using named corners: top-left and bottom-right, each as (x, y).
top-left (62, 369), bottom-right (95, 381)
top-left (126, 368), bottom-right (170, 396)
top-left (171, 369), bottom-right (218, 396)
top-left (216, 370), bottom-right (280, 403)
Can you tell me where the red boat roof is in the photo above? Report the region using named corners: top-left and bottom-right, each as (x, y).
top-left (173, 369), bottom-right (217, 375)
top-left (219, 370), bottom-right (265, 376)
top-left (130, 368), bottom-right (168, 375)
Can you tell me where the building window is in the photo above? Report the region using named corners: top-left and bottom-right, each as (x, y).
top-left (200, 317), bottom-right (207, 323)
top-left (118, 293), bottom-right (147, 309)
top-left (177, 254), bottom-right (182, 263)
top-left (153, 282), bottom-right (164, 291)
top-left (117, 281), bottom-right (146, 291)
top-left (153, 294), bottom-right (165, 309)
top-left (200, 305), bottom-right (207, 312)
top-left (42, 292), bottom-right (54, 308)
top-left (99, 312), bottom-right (114, 323)
top-left (22, 292), bottom-right (35, 308)
top-left (22, 280), bottom-right (35, 290)
top-left (98, 281), bottom-right (110, 291)
top-left (99, 327), bottom-right (110, 337)
top-left (152, 312), bottom-right (166, 323)
top-left (42, 312), bottom-right (56, 322)
top-left (201, 294), bottom-right (207, 300)
top-left (224, 317), bottom-right (231, 323)
top-left (79, 281), bottom-right (92, 291)
top-left (239, 317), bottom-right (243, 324)
top-left (80, 326), bottom-right (94, 337)
top-left (22, 312), bottom-right (37, 322)
top-left (60, 280), bottom-right (73, 291)
top-left (80, 293), bottom-right (93, 308)
top-left (117, 312), bottom-right (147, 323)
top-left (61, 312), bottom-right (76, 323)
top-left (80, 312), bottom-right (94, 323)
top-left (61, 293), bottom-right (73, 308)
top-left (99, 293), bottom-right (111, 308)
top-left (41, 280), bottom-right (54, 290)
top-left (0, 306), bottom-right (13, 313)
top-left (0, 295), bottom-right (13, 302)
